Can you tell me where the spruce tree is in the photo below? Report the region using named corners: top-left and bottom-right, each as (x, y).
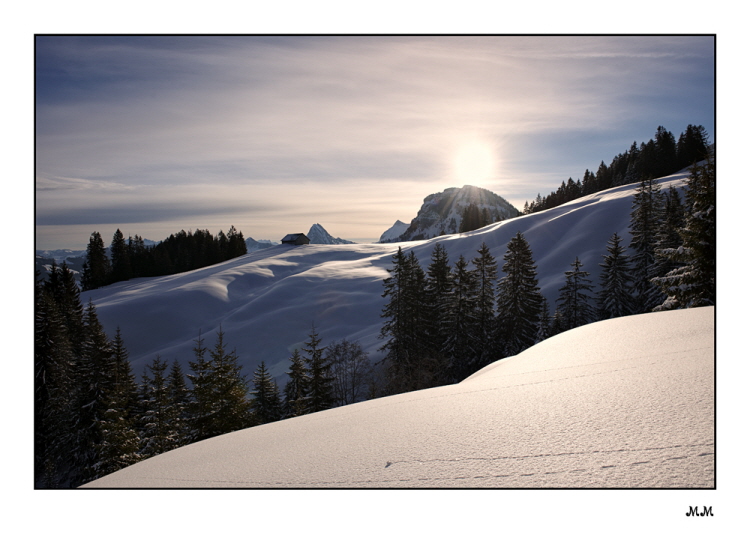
top-left (167, 359), bottom-right (190, 448)
top-left (283, 348), bottom-right (310, 417)
top-left (249, 361), bottom-right (283, 425)
top-left (326, 339), bottom-right (373, 406)
top-left (652, 158), bottom-right (716, 309)
top-left (444, 255), bottom-right (479, 382)
top-left (81, 231), bottom-right (111, 290)
top-left (303, 324), bottom-right (335, 413)
top-left (110, 228), bottom-right (132, 283)
top-left (471, 243), bottom-right (498, 368)
top-left (139, 355), bottom-right (174, 458)
top-left (597, 232), bottom-right (636, 319)
top-left (652, 186), bottom-right (686, 282)
top-left (206, 327), bottom-right (252, 437)
top-left (71, 300), bottom-right (115, 485)
top-left (556, 257), bottom-right (596, 331)
top-left (424, 243), bottom-right (453, 372)
top-left (495, 232), bottom-right (543, 357)
top-left (629, 176), bottom-right (665, 312)
top-left (186, 331), bottom-right (214, 442)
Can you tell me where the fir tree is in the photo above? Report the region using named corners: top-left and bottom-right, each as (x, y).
top-left (249, 361), bottom-right (284, 425)
top-left (495, 232), bottom-right (543, 357)
top-left (167, 359), bottom-right (190, 448)
top-left (556, 257), bottom-right (596, 331)
top-left (444, 255), bottom-right (479, 382)
top-left (206, 327), bottom-right (252, 437)
top-left (283, 348), bottom-right (310, 417)
top-left (186, 331), bottom-right (214, 442)
top-left (629, 176), bottom-right (665, 312)
top-left (110, 228), bottom-right (132, 283)
top-left (652, 158), bottom-right (716, 309)
top-left (537, 296), bottom-right (552, 342)
top-left (471, 243), bottom-right (498, 368)
top-left (81, 231), bottom-right (111, 290)
top-left (424, 243), bottom-right (453, 372)
top-left (303, 324), bottom-right (335, 413)
top-left (70, 300), bottom-right (115, 485)
top-left (597, 232), bottom-right (636, 319)
top-left (139, 355), bottom-right (175, 458)
top-left (652, 186), bottom-right (686, 282)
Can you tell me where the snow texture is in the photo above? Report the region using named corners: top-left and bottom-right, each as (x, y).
top-left (83, 171), bottom-right (693, 383)
top-left (84, 306), bottom-right (714, 488)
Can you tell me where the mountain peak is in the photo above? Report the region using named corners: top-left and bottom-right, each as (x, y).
top-left (380, 185), bottom-right (519, 242)
top-left (307, 223), bottom-right (355, 245)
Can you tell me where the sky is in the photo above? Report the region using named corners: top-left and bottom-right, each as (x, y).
top-left (35, 35), bottom-right (715, 249)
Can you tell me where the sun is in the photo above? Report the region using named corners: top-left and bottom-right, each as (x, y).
top-left (452, 140), bottom-right (497, 187)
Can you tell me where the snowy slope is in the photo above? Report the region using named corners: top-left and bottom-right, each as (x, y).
top-left (84, 171), bottom-right (692, 380)
top-left (83, 306), bottom-right (714, 488)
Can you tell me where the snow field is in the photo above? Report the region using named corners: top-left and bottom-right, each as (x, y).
top-left (84, 306), bottom-right (713, 488)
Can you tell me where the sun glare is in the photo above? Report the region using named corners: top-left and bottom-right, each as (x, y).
top-left (452, 140), bottom-right (497, 187)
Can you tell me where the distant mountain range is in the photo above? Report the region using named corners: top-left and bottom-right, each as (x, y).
top-left (379, 184), bottom-right (519, 242)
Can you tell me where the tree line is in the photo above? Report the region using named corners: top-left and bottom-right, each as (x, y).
top-left (522, 124), bottom-right (710, 215)
top-left (379, 157), bottom-right (715, 394)
top-left (82, 225), bottom-right (248, 290)
top-left (35, 266), bottom-right (374, 487)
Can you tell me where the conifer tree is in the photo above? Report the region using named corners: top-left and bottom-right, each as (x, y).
top-left (110, 228), bottom-right (132, 283)
top-left (629, 176), bottom-right (665, 312)
top-left (495, 232), bottom-right (543, 357)
top-left (81, 231), bottom-right (111, 290)
top-left (652, 186), bottom-right (686, 281)
top-left (444, 255), bottom-right (479, 382)
top-left (186, 331), bottom-right (214, 442)
top-left (472, 243), bottom-right (498, 368)
top-left (303, 324), bottom-right (335, 413)
top-left (537, 296), bottom-right (552, 342)
top-left (556, 257), bottom-right (596, 331)
top-left (652, 158), bottom-right (715, 309)
top-left (283, 348), bottom-right (310, 417)
top-left (424, 243), bottom-right (453, 370)
top-left (34, 281), bottom-right (76, 487)
top-left (167, 360), bottom-right (190, 448)
top-left (206, 327), bottom-right (252, 437)
top-left (70, 300), bottom-right (115, 485)
top-left (597, 232), bottom-right (636, 319)
top-left (139, 355), bottom-right (175, 458)
top-left (249, 361), bottom-right (284, 425)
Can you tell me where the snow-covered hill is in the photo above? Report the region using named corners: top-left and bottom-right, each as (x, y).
top-left (307, 223), bottom-right (355, 245)
top-left (83, 170), bottom-right (692, 381)
top-left (83, 306), bottom-right (714, 488)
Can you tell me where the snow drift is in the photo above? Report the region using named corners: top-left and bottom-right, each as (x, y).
top-left (84, 306), bottom-right (714, 488)
top-left (83, 171), bottom-right (693, 381)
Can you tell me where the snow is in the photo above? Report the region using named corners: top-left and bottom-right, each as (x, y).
top-left (84, 305), bottom-right (714, 488)
top-left (83, 170), bottom-right (695, 382)
top-left (378, 219), bottom-right (409, 242)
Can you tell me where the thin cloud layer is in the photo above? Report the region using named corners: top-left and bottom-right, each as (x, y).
top-left (35, 36), bottom-right (714, 248)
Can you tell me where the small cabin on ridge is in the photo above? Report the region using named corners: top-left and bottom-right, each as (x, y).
top-left (281, 233), bottom-right (310, 245)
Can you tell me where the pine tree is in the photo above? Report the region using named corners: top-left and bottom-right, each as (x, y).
top-left (444, 255), bottom-right (479, 382)
top-left (110, 228), bottom-right (132, 283)
top-left (495, 232), bottom-right (543, 357)
top-left (652, 158), bottom-right (716, 309)
top-left (629, 176), bottom-right (665, 312)
top-left (206, 327), bottom-right (252, 437)
top-left (167, 359), bottom-right (190, 448)
top-left (537, 296), bottom-right (552, 342)
top-left (424, 243), bottom-right (453, 373)
top-left (34, 281), bottom-right (75, 487)
top-left (249, 361), bottom-right (284, 425)
top-left (283, 348), bottom-right (310, 417)
top-left (652, 186), bottom-right (686, 282)
top-left (471, 242), bottom-right (498, 369)
top-left (597, 232), bottom-right (636, 319)
top-left (303, 324), bottom-right (335, 413)
top-left (186, 331), bottom-right (214, 442)
top-left (139, 355), bottom-right (175, 458)
top-left (81, 231), bottom-right (111, 290)
top-left (676, 124), bottom-right (710, 170)
top-left (556, 257), bottom-right (596, 331)
top-left (70, 300), bottom-right (115, 485)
